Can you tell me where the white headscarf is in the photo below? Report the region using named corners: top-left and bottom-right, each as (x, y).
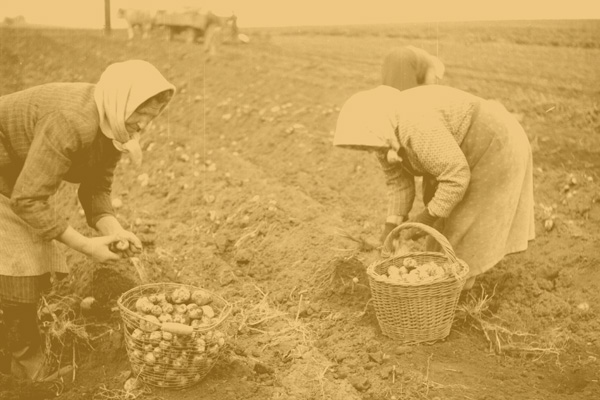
top-left (94, 60), bottom-right (175, 167)
top-left (334, 85), bottom-right (404, 162)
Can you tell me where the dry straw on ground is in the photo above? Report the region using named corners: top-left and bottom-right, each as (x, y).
top-left (456, 286), bottom-right (569, 363)
top-left (38, 293), bottom-right (114, 384)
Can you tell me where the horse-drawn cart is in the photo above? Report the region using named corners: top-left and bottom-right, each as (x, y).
top-left (154, 10), bottom-right (237, 44)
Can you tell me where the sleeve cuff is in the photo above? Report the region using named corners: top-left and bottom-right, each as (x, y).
top-left (426, 202), bottom-right (449, 219)
top-left (90, 212), bottom-right (115, 230)
top-left (386, 215), bottom-right (407, 225)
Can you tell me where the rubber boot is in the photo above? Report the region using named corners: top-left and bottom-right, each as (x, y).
top-left (1, 300), bottom-right (46, 381)
top-left (0, 308), bottom-right (11, 375)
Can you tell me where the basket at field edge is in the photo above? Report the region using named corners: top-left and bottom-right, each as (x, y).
top-left (367, 222), bottom-right (469, 344)
top-left (117, 282), bottom-right (232, 389)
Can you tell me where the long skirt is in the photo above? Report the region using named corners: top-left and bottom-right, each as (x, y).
top-left (0, 194), bottom-right (67, 303)
top-left (428, 100), bottom-right (536, 278)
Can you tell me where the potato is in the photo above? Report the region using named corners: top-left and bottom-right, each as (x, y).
top-left (172, 357), bottom-right (186, 370)
top-left (156, 293), bottom-right (167, 304)
top-left (132, 349), bottom-right (143, 360)
top-left (195, 338), bottom-right (206, 353)
top-left (161, 303), bottom-right (174, 314)
top-left (171, 287), bottom-right (191, 304)
top-left (162, 331), bottom-right (173, 341)
top-left (201, 305), bottom-right (215, 319)
top-left (174, 304), bottom-right (187, 315)
top-left (151, 305), bottom-right (163, 316)
top-left (172, 313), bottom-right (190, 325)
top-left (123, 377), bottom-right (141, 392)
top-left (403, 258), bottom-right (418, 268)
top-left (158, 313), bottom-right (173, 323)
top-left (208, 344), bottom-right (219, 355)
top-left (191, 290), bottom-right (212, 306)
top-left (148, 294), bottom-right (159, 304)
top-left (158, 340), bottom-right (171, 351)
top-left (213, 330), bottom-right (225, 339)
top-left (135, 297), bottom-right (153, 313)
top-left (140, 315), bottom-right (161, 332)
top-left (190, 319), bottom-right (202, 329)
top-left (149, 331), bottom-right (162, 344)
top-left (188, 308), bottom-right (203, 319)
top-left (144, 352), bottom-right (156, 365)
top-left (131, 328), bottom-right (144, 340)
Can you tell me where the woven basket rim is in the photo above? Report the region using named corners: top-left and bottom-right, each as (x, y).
top-left (117, 282), bottom-right (232, 332)
top-left (367, 251), bottom-right (469, 286)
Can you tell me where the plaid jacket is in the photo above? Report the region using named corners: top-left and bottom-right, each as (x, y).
top-left (376, 99), bottom-right (478, 224)
top-left (0, 83), bottom-right (121, 240)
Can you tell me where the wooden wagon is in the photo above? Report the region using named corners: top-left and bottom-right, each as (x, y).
top-left (154, 10), bottom-right (238, 44)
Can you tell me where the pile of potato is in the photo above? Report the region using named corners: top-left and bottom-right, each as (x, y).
top-left (124, 286), bottom-right (227, 387)
top-left (386, 257), bottom-right (456, 284)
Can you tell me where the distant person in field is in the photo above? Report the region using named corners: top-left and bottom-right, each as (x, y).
top-left (0, 60), bottom-right (174, 380)
top-left (334, 84), bottom-right (535, 291)
top-left (381, 46), bottom-right (445, 91)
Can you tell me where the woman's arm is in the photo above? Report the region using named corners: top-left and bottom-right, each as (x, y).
top-left (408, 119), bottom-right (470, 218)
top-left (375, 151), bottom-right (415, 225)
top-left (78, 135), bottom-right (121, 229)
top-left (57, 225), bottom-right (120, 263)
top-left (10, 112), bottom-right (80, 240)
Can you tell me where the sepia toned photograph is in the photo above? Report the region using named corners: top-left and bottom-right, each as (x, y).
top-left (0, 1), bottom-right (598, 399)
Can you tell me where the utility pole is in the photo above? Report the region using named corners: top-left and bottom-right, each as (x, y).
top-left (104, 0), bottom-right (111, 36)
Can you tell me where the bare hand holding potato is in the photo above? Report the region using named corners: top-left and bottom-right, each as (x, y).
top-left (108, 230), bottom-right (143, 258)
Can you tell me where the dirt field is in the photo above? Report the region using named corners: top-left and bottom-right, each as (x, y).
top-left (0, 19), bottom-right (599, 400)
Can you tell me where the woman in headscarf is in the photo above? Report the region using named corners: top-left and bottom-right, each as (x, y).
top-left (0, 60), bottom-right (175, 380)
top-left (334, 84), bottom-right (535, 291)
top-left (380, 46), bottom-right (446, 235)
top-left (381, 46), bottom-right (445, 91)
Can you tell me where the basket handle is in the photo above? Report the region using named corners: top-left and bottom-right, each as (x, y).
top-left (383, 222), bottom-right (458, 263)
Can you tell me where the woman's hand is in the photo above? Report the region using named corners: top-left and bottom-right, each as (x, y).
top-left (402, 209), bottom-right (438, 241)
top-left (110, 230), bottom-right (143, 258)
top-left (95, 216), bottom-right (143, 258)
top-left (83, 235), bottom-right (123, 263)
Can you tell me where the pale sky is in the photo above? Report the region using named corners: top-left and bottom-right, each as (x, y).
top-left (1, 0), bottom-right (599, 28)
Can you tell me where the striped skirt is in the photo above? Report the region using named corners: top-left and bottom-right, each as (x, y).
top-left (0, 194), bottom-right (67, 303)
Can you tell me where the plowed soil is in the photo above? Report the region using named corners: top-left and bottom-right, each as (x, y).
top-left (0, 20), bottom-right (599, 400)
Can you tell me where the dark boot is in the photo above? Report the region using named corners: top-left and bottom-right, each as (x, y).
top-left (0, 308), bottom-right (10, 375)
top-left (0, 300), bottom-right (45, 380)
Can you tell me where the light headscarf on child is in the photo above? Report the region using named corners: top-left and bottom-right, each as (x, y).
top-left (94, 60), bottom-right (175, 167)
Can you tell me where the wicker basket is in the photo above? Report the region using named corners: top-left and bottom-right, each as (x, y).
top-left (117, 282), bottom-right (232, 388)
top-left (367, 222), bottom-right (469, 344)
